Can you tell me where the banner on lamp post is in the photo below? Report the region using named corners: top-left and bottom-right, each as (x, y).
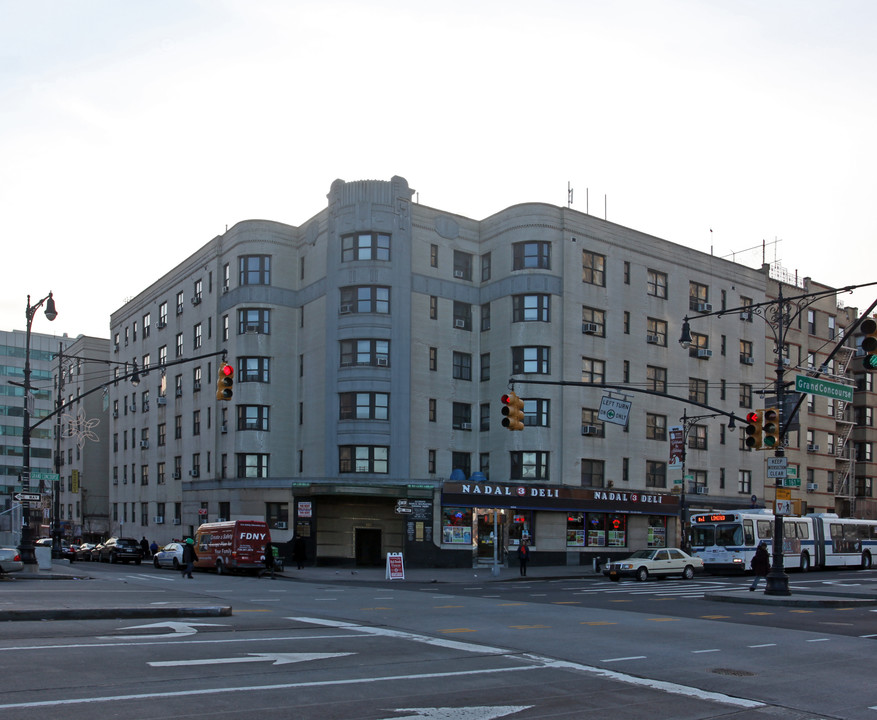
top-left (668, 426), bottom-right (684, 468)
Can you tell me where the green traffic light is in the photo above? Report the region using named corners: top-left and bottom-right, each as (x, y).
top-left (865, 354), bottom-right (877, 371)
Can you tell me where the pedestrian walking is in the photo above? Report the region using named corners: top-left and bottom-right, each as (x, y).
top-left (749, 541), bottom-right (770, 591)
top-left (293, 534), bottom-right (307, 569)
top-left (140, 536), bottom-right (150, 559)
top-left (260, 541), bottom-right (276, 579)
top-left (517, 538), bottom-right (531, 577)
top-left (150, 540), bottom-right (158, 557)
top-left (181, 537), bottom-right (197, 579)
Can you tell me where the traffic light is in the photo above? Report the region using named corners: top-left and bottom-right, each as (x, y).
top-left (501, 392), bottom-right (525, 431)
top-left (744, 410), bottom-right (763, 450)
top-left (860, 317), bottom-right (877, 370)
top-left (762, 407), bottom-right (780, 449)
top-left (216, 362), bottom-right (234, 401)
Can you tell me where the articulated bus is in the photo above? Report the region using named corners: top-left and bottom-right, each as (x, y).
top-left (688, 509), bottom-right (877, 573)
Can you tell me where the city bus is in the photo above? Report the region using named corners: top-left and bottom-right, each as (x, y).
top-left (688, 509), bottom-right (877, 573)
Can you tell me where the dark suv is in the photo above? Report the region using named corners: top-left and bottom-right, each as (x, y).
top-left (99, 537), bottom-right (143, 564)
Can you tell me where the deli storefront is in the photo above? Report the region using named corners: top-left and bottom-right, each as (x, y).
top-left (440, 481), bottom-right (680, 567)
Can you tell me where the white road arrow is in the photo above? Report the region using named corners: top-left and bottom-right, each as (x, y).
top-left (149, 652), bottom-right (352, 668)
top-left (378, 708), bottom-right (531, 720)
top-left (101, 621), bottom-right (227, 639)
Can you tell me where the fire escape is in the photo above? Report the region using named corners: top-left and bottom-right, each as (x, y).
top-left (834, 346), bottom-right (856, 515)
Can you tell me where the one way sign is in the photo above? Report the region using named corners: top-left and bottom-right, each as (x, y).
top-left (13, 492), bottom-right (41, 502)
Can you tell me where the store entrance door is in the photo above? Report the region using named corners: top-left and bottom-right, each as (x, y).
top-left (476, 510), bottom-right (504, 563)
top-left (354, 528), bottom-right (382, 566)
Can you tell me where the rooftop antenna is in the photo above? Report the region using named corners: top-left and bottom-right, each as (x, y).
top-left (567, 182), bottom-right (573, 208)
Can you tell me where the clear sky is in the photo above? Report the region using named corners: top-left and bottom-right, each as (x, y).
top-left (2, 0), bottom-right (875, 340)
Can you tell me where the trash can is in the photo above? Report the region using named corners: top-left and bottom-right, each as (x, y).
top-left (34, 545), bottom-right (52, 570)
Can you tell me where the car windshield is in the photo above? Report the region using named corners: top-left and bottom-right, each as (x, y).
top-left (628, 550), bottom-right (656, 559)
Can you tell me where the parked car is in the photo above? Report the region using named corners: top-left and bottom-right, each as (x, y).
top-left (75, 543), bottom-right (96, 561)
top-left (34, 537), bottom-right (77, 561)
top-left (603, 547), bottom-right (705, 582)
top-left (153, 542), bottom-right (184, 570)
top-left (98, 537), bottom-right (143, 564)
top-left (89, 543), bottom-right (105, 561)
top-left (0, 547), bottom-right (23, 574)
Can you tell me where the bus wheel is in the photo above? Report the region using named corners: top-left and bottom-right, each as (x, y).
top-left (800, 552), bottom-right (810, 572)
top-left (216, 559), bottom-right (224, 575)
top-left (861, 552), bottom-right (872, 570)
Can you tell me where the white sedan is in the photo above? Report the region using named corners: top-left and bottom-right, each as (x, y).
top-left (153, 542), bottom-right (184, 570)
top-left (0, 547), bottom-right (23, 574)
top-left (603, 548), bottom-right (704, 582)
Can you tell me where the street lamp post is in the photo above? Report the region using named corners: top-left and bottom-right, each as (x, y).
top-left (19, 292), bottom-right (58, 564)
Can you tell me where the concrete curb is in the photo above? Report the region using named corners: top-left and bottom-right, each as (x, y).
top-left (0, 606), bottom-right (233, 621)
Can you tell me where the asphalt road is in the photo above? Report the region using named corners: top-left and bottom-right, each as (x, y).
top-left (1, 563), bottom-right (876, 719)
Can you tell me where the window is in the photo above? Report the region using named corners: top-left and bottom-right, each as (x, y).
top-left (513, 241), bottom-right (551, 270)
top-left (141, 465), bottom-right (149, 486)
top-left (193, 323), bottom-right (202, 350)
top-left (239, 357), bottom-right (270, 383)
top-left (240, 255), bottom-right (271, 285)
top-left (159, 302), bottom-right (168, 327)
top-left (339, 445), bottom-right (389, 474)
top-left (193, 278), bottom-right (202, 303)
top-left (646, 413), bottom-right (667, 440)
top-left (689, 425), bottom-right (707, 450)
top-left (428, 450), bottom-right (437, 474)
top-left (689, 281), bottom-right (709, 311)
top-left (512, 346), bottom-right (550, 375)
top-left (481, 252), bottom-right (491, 281)
top-left (740, 339), bottom-right (753, 363)
top-left (740, 296), bottom-right (753, 320)
top-left (193, 366), bottom-right (202, 391)
top-left (689, 378), bottom-right (708, 405)
top-left (739, 383), bottom-right (752, 408)
top-left (513, 294), bottom-right (550, 322)
top-left (429, 296), bottom-right (438, 320)
top-left (341, 285), bottom-right (390, 314)
top-left (480, 303), bottom-right (490, 331)
top-left (582, 307), bottom-right (605, 336)
top-left (430, 244), bottom-right (438, 268)
top-left (157, 463), bottom-right (166, 485)
top-left (738, 470), bottom-right (752, 494)
top-left (452, 352), bottom-right (472, 380)
top-left (452, 403), bottom-right (472, 430)
top-left (192, 410), bottom-right (201, 436)
top-left (340, 339), bottom-right (390, 367)
top-left (239, 308), bottom-right (270, 334)
top-left (524, 399), bottom-right (550, 428)
top-left (341, 232), bottom-right (390, 262)
top-left (581, 357), bottom-right (605, 383)
top-left (807, 309), bottom-right (816, 335)
top-left (480, 403), bottom-right (490, 431)
top-left (453, 250), bottom-right (472, 280)
top-left (510, 451), bottom-right (549, 480)
top-left (480, 353), bottom-right (490, 381)
top-left (157, 423), bottom-right (166, 447)
top-left (143, 313), bottom-right (151, 338)
top-left (339, 392), bottom-right (389, 420)
top-left (646, 461), bottom-right (667, 488)
top-left (428, 398), bottom-right (436, 422)
top-left (623, 261), bottom-right (630, 284)
top-left (238, 405), bottom-right (269, 431)
top-left (581, 408), bottom-right (604, 437)
top-left (266, 502), bottom-right (289, 529)
top-left (175, 333), bottom-right (184, 357)
top-left (176, 291), bottom-right (184, 315)
top-left (174, 415), bottom-right (182, 440)
top-left (581, 459), bottom-right (605, 487)
top-left (648, 270), bottom-right (668, 299)
top-left (581, 250), bottom-right (605, 286)
top-left (646, 318), bottom-right (667, 346)
top-left (688, 331), bottom-right (709, 358)
top-left (646, 365), bottom-right (667, 394)
top-left (429, 347), bottom-right (438, 371)
top-left (237, 453), bottom-right (269, 478)
top-left (451, 452), bottom-right (471, 478)
top-left (452, 301), bottom-right (471, 330)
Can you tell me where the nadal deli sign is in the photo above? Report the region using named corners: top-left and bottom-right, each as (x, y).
top-left (441, 482), bottom-right (679, 515)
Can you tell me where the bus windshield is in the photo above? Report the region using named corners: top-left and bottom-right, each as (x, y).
top-left (691, 522), bottom-right (743, 547)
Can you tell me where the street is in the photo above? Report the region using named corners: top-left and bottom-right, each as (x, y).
top-left (1, 563), bottom-right (876, 718)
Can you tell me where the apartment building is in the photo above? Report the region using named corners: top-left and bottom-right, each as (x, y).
top-left (105, 176), bottom-right (780, 567)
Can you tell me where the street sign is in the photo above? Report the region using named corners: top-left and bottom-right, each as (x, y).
top-left (782, 478), bottom-right (802, 488)
top-left (598, 396), bottom-right (631, 427)
top-left (767, 467), bottom-right (787, 479)
top-left (13, 492), bottom-right (41, 502)
top-left (766, 456), bottom-right (788, 479)
top-left (30, 471), bottom-right (60, 482)
top-left (795, 375), bottom-right (854, 403)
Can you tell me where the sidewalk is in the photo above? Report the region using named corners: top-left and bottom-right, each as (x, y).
top-left (1, 561), bottom-right (875, 622)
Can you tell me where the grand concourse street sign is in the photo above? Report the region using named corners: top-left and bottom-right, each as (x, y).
top-left (795, 374), bottom-right (853, 403)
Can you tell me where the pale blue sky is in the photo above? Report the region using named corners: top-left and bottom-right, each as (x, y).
top-left (1, 0), bottom-right (875, 338)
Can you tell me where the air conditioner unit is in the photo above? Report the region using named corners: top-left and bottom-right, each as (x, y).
top-left (806, 483), bottom-right (818, 492)
top-left (460, 422), bottom-right (472, 430)
top-left (697, 349), bottom-right (713, 358)
top-left (158, 321), bottom-right (167, 329)
top-left (454, 319), bottom-right (466, 328)
top-left (807, 444), bottom-right (820, 453)
top-left (741, 355), bottom-right (754, 365)
top-left (175, 388), bottom-right (183, 397)
top-left (140, 440), bottom-right (149, 449)
top-left (222, 285), bottom-right (229, 294)
top-left (696, 486), bottom-right (708, 494)
top-left (376, 356), bottom-right (389, 366)
top-left (113, 343), bottom-right (119, 353)
top-left (275, 521), bottom-right (288, 530)
top-left (173, 518), bottom-right (181, 525)
top-left (646, 334), bottom-right (660, 344)
top-left (157, 397), bottom-right (166, 405)
top-left (339, 303), bottom-right (353, 314)
top-left (191, 296), bottom-right (201, 305)
top-left (697, 302), bottom-right (713, 313)
top-left (220, 424), bottom-right (228, 433)
top-left (193, 381), bottom-right (201, 391)
top-left (189, 470), bottom-right (199, 477)
top-left (172, 472), bottom-right (181, 480)
top-left (142, 403), bottom-right (149, 412)
top-left (154, 516), bottom-right (164, 524)
top-left (453, 270), bottom-right (464, 278)
top-left (112, 410), bottom-right (119, 419)
top-left (130, 404), bottom-right (137, 412)
top-left (740, 312), bottom-right (750, 320)
top-left (581, 425), bottom-right (598, 435)
top-left (582, 323), bottom-right (598, 334)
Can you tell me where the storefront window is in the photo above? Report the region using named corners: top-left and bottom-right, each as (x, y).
top-left (647, 516), bottom-right (667, 547)
top-left (607, 514), bottom-right (626, 546)
top-left (508, 512), bottom-right (533, 546)
top-left (587, 513), bottom-right (627, 547)
top-left (566, 512), bottom-right (585, 547)
top-left (442, 507), bottom-right (472, 544)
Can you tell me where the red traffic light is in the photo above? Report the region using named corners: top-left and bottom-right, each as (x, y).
top-left (216, 362), bottom-right (234, 400)
top-left (745, 411), bottom-right (759, 424)
top-left (220, 363), bottom-right (234, 378)
top-left (501, 392), bottom-right (525, 431)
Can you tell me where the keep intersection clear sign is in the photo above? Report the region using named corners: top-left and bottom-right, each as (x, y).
top-left (598, 396), bottom-right (631, 427)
